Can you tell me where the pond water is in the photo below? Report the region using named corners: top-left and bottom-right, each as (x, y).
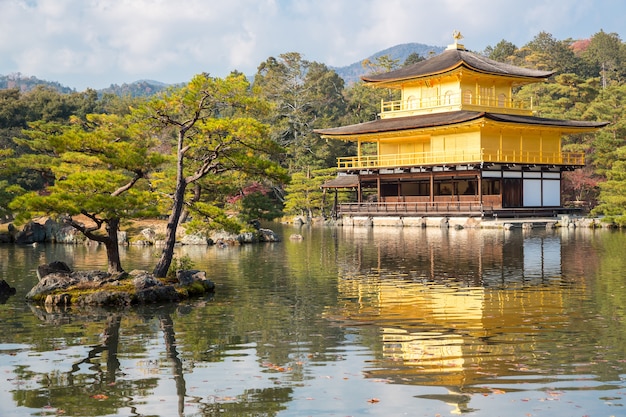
top-left (0, 224), bottom-right (624, 417)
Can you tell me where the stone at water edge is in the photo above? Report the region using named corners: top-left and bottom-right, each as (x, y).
top-left (0, 280), bottom-right (17, 301)
top-left (37, 260), bottom-right (72, 281)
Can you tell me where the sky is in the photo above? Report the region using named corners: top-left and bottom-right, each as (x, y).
top-left (1, 0), bottom-right (624, 91)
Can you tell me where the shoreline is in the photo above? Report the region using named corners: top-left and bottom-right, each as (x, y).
top-left (297, 214), bottom-right (614, 230)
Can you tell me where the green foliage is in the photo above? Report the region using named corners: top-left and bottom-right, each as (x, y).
top-left (403, 52), bottom-right (425, 66)
top-left (484, 39), bottom-right (517, 62)
top-left (183, 201), bottom-right (243, 236)
top-left (516, 31), bottom-right (581, 74)
top-left (228, 182), bottom-right (284, 223)
top-left (3, 29), bottom-right (626, 228)
top-left (341, 81), bottom-right (385, 124)
top-left (283, 168), bottom-right (338, 218)
top-left (167, 255), bottom-right (195, 278)
top-left (0, 180), bottom-right (25, 217)
top-left (139, 72), bottom-right (289, 276)
top-left (582, 30), bottom-right (626, 86)
top-left (362, 54), bottom-right (401, 74)
top-left (582, 85), bottom-right (626, 174)
top-left (253, 53), bottom-right (347, 172)
top-left (7, 113), bottom-right (165, 272)
top-left (239, 191), bottom-right (283, 222)
top-left (592, 146), bottom-right (626, 225)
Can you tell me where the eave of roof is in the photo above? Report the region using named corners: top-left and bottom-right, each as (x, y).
top-left (320, 174), bottom-right (359, 189)
top-left (315, 111), bottom-right (484, 136)
top-left (361, 48), bottom-right (555, 84)
top-left (314, 111), bottom-right (609, 138)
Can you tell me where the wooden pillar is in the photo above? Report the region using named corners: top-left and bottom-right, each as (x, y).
top-left (429, 172), bottom-right (434, 202)
top-left (477, 172), bottom-right (483, 203)
top-left (478, 172), bottom-right (483, 215)
top-left (376, 175), bottom-right (381, 202)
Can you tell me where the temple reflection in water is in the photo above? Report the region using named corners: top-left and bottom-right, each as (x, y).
top-left (330, 227), bottom-right (583, 414)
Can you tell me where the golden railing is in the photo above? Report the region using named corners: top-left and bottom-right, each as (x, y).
top-left (337, 149), bottom-right (585, 170)
top-left (381, 92), bottom-right (532, 115)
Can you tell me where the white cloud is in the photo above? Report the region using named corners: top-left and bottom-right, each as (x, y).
top-left (0, 0), bottom-right (623, 90)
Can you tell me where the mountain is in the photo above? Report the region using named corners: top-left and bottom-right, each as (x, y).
top-left (0, 73), bottom-right (75, 94)
top-left (0, 42), bottom-right (446, 96)
top-left (98, 79), bottom-right (173, 97)
top-left (332, 42), bottom-right (445, 85)
top-left (0, 73), bottom-right (171, 97)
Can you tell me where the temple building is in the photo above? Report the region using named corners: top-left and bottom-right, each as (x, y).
top-left (316, 33), bottom-right (608, 218)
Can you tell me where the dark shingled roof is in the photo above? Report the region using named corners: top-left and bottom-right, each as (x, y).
top-left (320, 174), bottom-right (359, 189)
top-left (314, 111), bottom-right (609, 137)
top-left (361, 48), bottom-right (555, 83)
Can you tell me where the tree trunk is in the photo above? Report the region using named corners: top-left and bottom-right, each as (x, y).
top-left (179, 183), bottom-right (201, 224)
top-left (105, 218), bottom-right (124, 274)
top-left (153, 129), bottom-right (187, 278)
top-left (153, 182), bottom-right (186, 277)
top-left (160, 314), bottom-right (186, 416)
top-left (102, 314), bottom-right (122, 385)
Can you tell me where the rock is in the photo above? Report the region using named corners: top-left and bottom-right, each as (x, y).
top-left (140, 228), bottom-right (157, 243)
top-left (44, 219), bottom-right (60, 242)
top-left (209, 230), bottom-right (239, 245)
top-left (26, 269), bottom-right (110, 300)
top-left (238, 231), bottom-right (258, 244)
top-left (45, 293), bottom-right (71, 306)
top-left (134, 286), bottom-right (180, 304)
top-left (133, 273), bottom-right (162, 290)
top-left (177, 269), bottom-right (207, 286)
top-left (26, 273), bottom-right (81, 300)
top-left (37, 261), bottom-right (72, 281)
top-left (0, 231), bottom-right (11, 243)
top-left (290, 234), bottom-right (303, 240)
top-left (117, 230), bottom-right (128, 245)
top-left (176, 269), bottom-right (215, 293)
top-left (27, 263), bottom-right (215, 307)
top-left (76, 291), bottom-right (132, 307)
top-left (0, 279), bottom-right (16, 294)
top-left (54, 224), bottom-right (86, 243)
top-left (14, 221), bottom-right (47, 244)
top-left (0, 279), bottom-right (17, 302)
top-left (259, 228), bottom-right (280, 242)
top-left (180, 233), bottom-right (211, 245)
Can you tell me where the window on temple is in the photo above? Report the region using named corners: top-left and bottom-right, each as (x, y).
top-left (482, 179), bottom-right (501, 195)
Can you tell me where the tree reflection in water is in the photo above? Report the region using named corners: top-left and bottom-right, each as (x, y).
top-left (0, 226), bottom-right (624, 417)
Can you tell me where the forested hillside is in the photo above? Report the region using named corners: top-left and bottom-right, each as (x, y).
top-left (1, 29), bottom-right (626, 230)
top-left (0, 73), bottom-right (171, 98)
top-left (1, 43), bottom-right (442, 95)
top-left (332, 42), bottom-right (444, 84)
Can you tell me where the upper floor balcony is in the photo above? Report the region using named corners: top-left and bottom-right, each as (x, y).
top-left (337, 149), bottom-right (585, 170)
top-left (380, 91), bottom-right (533, 118)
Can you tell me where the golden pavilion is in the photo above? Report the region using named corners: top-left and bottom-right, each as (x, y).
top-left (316, 33), bottom-right (608, 218)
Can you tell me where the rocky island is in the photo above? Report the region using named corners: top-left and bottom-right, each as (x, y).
top-left (27, 261), bottom-right (216, 307)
